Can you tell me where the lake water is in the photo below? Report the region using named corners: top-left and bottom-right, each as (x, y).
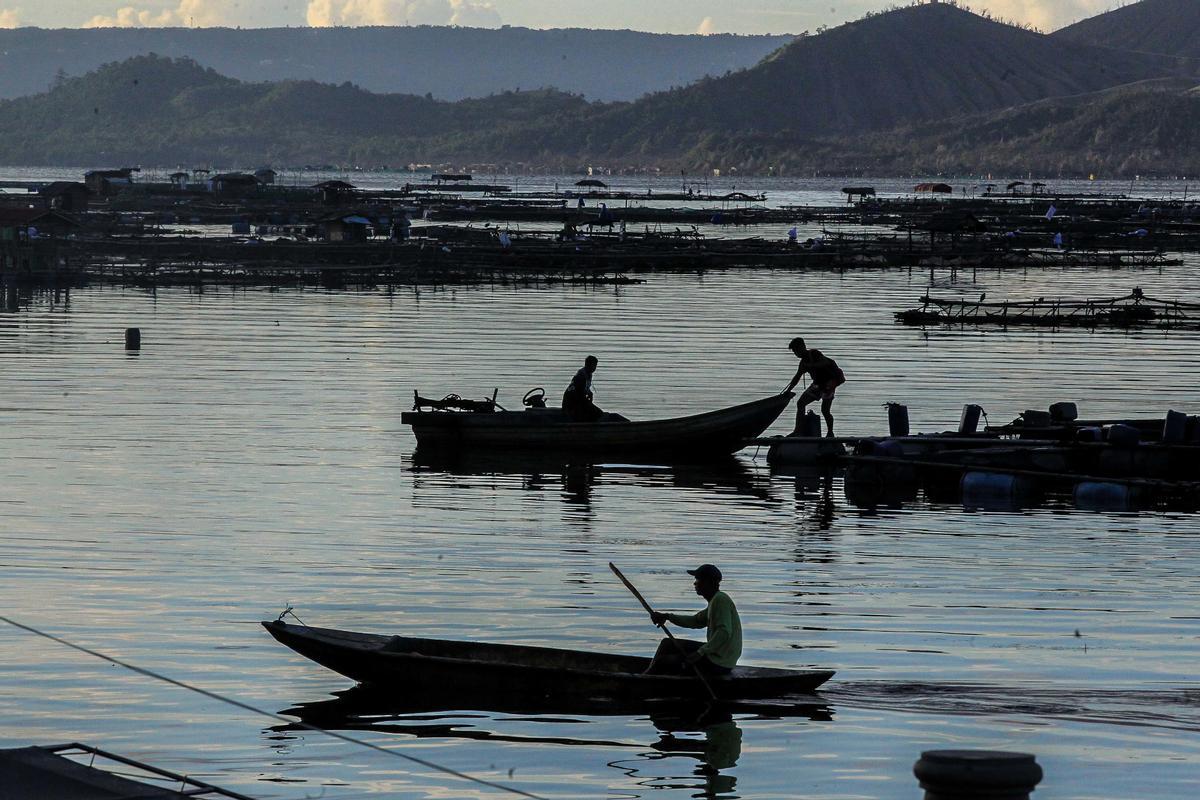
top-left (2, 185), bottom-right (1199, 798)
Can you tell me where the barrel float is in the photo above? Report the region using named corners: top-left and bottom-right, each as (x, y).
top-left (961, 471), bottom-right (1034, 508)
top-left (1107, 424), bottom-right (1141, 448)
top-left (914, 750), bottom-right (1043, 800)
top-left (1074, 481), bottom-right (1140, 512)
top-left (767, 439), bottom-right (844, 467)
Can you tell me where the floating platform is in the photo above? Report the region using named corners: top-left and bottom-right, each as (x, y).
top-left (897, 288), bottom-right (1200, 330)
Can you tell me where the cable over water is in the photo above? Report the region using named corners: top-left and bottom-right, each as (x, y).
top-left (0, 616), bottom-right (547, 800)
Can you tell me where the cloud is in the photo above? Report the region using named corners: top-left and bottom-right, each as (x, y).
top-left (696, 16), bottom-right (716, 35)
top-left (306, 0), bottom-right (500, 27)
top-left (0, 8), bottom-right (19, 28)
top-left (449, 0), bottom-right (499, 27)
top-left (976, 0), bottom-right (1111, 31)
top-left (84, 0), bottom-right (232, 28)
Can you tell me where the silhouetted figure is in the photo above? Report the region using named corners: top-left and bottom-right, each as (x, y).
top-left (646, 564), bottom-right (742, 676)
top-left (391, 211), bottom-right (411, 241)
top-left (784, 337), bottom-right (845, 437)
top-left (562, 355), bottom-right (604, 422)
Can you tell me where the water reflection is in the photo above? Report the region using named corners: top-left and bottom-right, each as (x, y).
top-left (785, 469), bottom-right (839, 531)
top-left (275, 685), bottom-right (832, 798)
top-left (277, 684), bottom-right (832, 726)
top-left (615, 707), bottom-right (744, 799)
top-left (409, 452), bottom-right (777, 512)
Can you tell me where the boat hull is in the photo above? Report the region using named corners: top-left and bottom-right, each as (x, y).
top-left (263, 621), bottom-right (834, 701)
top-left (401, 393), bottom-right (793, 459)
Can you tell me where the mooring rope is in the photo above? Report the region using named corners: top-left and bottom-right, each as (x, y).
top-left (0, 615), bottom-right (547, 800)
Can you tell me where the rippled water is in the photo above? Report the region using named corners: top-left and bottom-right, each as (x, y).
top-left (1, 260), bottom-right (1199, 798)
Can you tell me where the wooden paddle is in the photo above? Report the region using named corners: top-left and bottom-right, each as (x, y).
top-left (609, 562), bottom-right (718, 701)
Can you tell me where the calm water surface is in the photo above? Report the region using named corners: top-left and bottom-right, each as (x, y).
top-left (1, 263), bottom-right (1198, 799)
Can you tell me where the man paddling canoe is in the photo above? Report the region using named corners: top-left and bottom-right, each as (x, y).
top-left (647, 564), bottom-right (742, 676)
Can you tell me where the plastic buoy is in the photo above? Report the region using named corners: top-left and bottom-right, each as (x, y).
top-left (914, 750), bottom-right (1043, 800)
top-left (124, 328), bottom-right (141, 350)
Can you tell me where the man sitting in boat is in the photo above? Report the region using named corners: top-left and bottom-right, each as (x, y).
top-left (784, 337), bottom-right (845, 438)
top-left (647, 564), bottom-right (742, 676)
top-left (562, 355), bottom-right (605, 422)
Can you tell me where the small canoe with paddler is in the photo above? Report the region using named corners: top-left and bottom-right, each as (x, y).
top-left (263, 564), bottom-right (834, 703)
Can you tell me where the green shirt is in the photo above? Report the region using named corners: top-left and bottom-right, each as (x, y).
top-left (666, 590), bottom-right (742, 669)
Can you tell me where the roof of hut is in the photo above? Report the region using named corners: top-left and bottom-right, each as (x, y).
top-left (211, 172), bottom-right (259, 183)
top-left (37, 181), bottom-right (88, 196)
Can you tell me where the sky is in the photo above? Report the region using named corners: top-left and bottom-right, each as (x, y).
top-left (0, 1), bottom-right (1124, 34)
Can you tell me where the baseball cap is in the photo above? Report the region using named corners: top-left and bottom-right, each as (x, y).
top-left (687, 564), bottom-right (722, 582)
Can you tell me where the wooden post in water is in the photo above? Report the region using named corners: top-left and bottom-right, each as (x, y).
top-left (124, 328), bottom-right (141, 350)
top-left (913, 750), bottom-right (1043, 800)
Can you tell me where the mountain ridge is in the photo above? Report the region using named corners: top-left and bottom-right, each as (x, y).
top-left (1054, 0), bottom-right (1200, 59)
top-left (525, 3), bottom-right (1196, 166)
top-left (0, 25), bottom-right (793, 103)
top-left (3, 5), bottom-right (1199, 177)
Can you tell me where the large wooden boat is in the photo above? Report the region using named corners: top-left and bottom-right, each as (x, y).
top-left (263, 620), bottom-right (834, 701)
top-left (400, 393), bottom-right (793, 459)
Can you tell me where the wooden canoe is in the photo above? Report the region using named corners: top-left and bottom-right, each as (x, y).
top-left (263, 620), bottom-right (834, 701)
top-left (400, 392), bottom-right (794, 459)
